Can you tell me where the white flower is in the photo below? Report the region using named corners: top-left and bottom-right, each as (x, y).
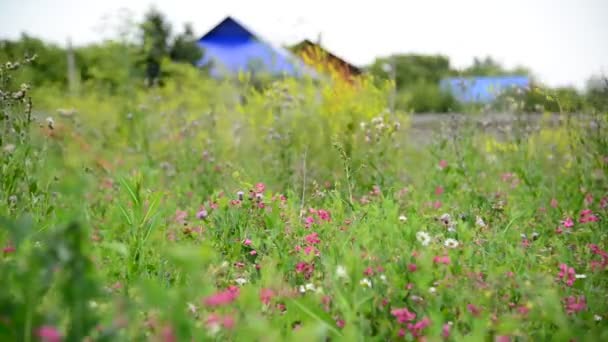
top-left (416, 231), bottom-right (431, 246)
top-left (594, 314), bottom-right (603, 321)
top-left (380, 274), bottom-right (387, 283)
top-left (235, 277), bottom-right (247, 285)
top-left (336, 265), bottom-right (348, 278)
top-left (447, 225), bottom-right (457, 233)
top-left (305, 283), bottom-right (316, 292)
top-left (187, 302), bottom-right (197, 314)
top-left (360, 278), bottom-right (372, 288)
top-left (444, 238), bottom-right (459, 249)
top-left (299, 285), bottom-right (306, 293)
top-left (46, 116), bottom-right (54, 129)
top-left (575, 274), bottom-right (587, 279)
top-left (399, 214), bottom-right (408, 223)
top-left (475, 216), bottom-right (486, 228)
top-left (429, 287), bottom-right (437, 294)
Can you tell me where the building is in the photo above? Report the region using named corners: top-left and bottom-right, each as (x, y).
top-left (197, 17), bottom-right (314, 78)
top-left (291, 39), bottom-right (362, 81)
top-left (439, 76), bottom-right (530, 103)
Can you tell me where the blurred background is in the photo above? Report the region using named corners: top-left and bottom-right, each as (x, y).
top-left (1, 0), bottom-right (607, 114)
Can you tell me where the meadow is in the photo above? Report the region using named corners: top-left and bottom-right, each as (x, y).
top-left (1, 57), bottom-right (607, 341)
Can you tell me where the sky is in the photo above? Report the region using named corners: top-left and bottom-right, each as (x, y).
top-left (1, 0), bottom-right (607, 89)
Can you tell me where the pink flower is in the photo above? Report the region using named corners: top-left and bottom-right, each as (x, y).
top-left (408, 263), bottom-right (418, 272)
top-left (363, 267), bottom-right (374, 276)
top-left (336, 318), bottom-right (345, 329)
top-left (442, 323), bottom-right (451, 338)
top-left (3, 245), bottom-right (15, 254)
top-left (36, 326), bottom-right (61, 342)
top-left (439, 160), bottom-right (448, 169)
top-left (161, 325), bottom-right (176, 342)
top-left (391, 307), bottom-right (416, 323)
top-left (433, 255), bottom-right (451, 265)
top-left (317, 209), bottom-right (331, 222)
top-left (584, 193), bottom-right (594, 206)
top-left (295, 262), bottom-right (315, 279)
top-left (222, 315), bottom-right (235, 329)
top-left (467, 303), bottom-right (482, 317)
top-left (564, 295), bottom-right (586, 315)
top-left (203, 286), bottom-right (240, 307)
top-left (304, 216), bottom-right (315, 229)
top-left (196, 209), bottom-right (208, 219)
top-left (600, 197), bottom-right (608, 209)
top-left (407, 317), bottom-right (431, 338)
top-left (550, 198), bottom-right (558, 208)
top-left (433, 201), bottom-right (442, 209)
top-left (260, 288), bottom-right (275, 305)
top-left (579, 209), bottom-right (598, 223)
top-left (304, 232), bottom-right (321, 245)
top-left (255, 183), bottom-right (265, 194)
top-left (495, 336), bottom-right (511, 342)
top-left (243, 239), bottom-right (252, 246)
top-left (561, 217), bottom-right (574, 228)
top-left (174, 209), bottom-right (188, 224)
top-left (249, 250), bottom-right (257, 256)
top-left (435, 186), bottom-right (444, 196)
top-left (557, 263), bottom-right (576, 287)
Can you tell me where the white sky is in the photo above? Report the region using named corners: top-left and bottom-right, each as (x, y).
top-left (1, 0), bottom-right (607, 88)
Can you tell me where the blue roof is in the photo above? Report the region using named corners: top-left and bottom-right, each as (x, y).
top-left (197, 17), bottom-right (314, 77)
top-left (440, 76), bottom-right (530, 103)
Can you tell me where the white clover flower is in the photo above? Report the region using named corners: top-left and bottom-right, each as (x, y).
top-left (336, 265), bottom-right (348, 278)
top-left (444, 238), bottom-right (460, 249)
top-left (429, 287), bottom-right (437, 294)
top-left (305, 283), bottom-right (316, 292)
top-left (187, 302), bottom-right (197, 314)
top-left (575, 274), bottom-right (587, 279)
top-left (399, 215), bottom-right (408, 223)
top-left (360, 278), bottom-right (373, 288)
top-left (235, 277), bottom-right (248, 285)
top-left (594, 314), bottom-right (603, 321)
top-left (299, 285), bottom-right (306, 293)
top-left (475, 216), bottom-right (486, 228)
top-left (416, 231), bottom-right (431, 246)
top-left (380, 274), bottom-right (387, 283)
top-left (447, 223), bottom-right (457, 233)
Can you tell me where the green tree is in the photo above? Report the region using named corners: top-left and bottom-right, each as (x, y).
top-left (139, 7), bottom-right (172, 85)
top-left (169, 23), bottom-right (203, 65)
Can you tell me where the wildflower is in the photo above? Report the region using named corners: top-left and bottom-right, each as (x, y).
top-left (561, 217), bottom-right (574, 228)
top-left (260, 288), bottom-right (275, 305)
top-left (336, 318), bottom-right (345, 329)
top-left (442, 322), bottom-right (452, 338)
top-left (305, 283), bottom-right (316, 292)
top-left (203, 286), bottom-right (240, 307)
top-left (36, 326), bottom-right (61, 342)
top-left (249, 250), bottom-right (257, 256)
top-left (235, 277), bottom-right (247, 286)
top-left (254, 183), bottom-right (265, 194)
top-left (579, 209), bottom-right (598, 223)
top-left (304, 232), bottom-right (321, 245)
top-left (408, 263), bottom-right (418, 272)
top-left (243, 239), bottom-right (252, 246)
top-left (475, 216), bottom-right (486, 228)
top-left (575, 274), bottom-right (586, 279)
top-left (391, 307), bottom-right (416, 323)
top-left (557, 263), bottom-right (576, 286)
top-left (594, 314), bottom-right (603, 321)
top-left (435, 186), bottom-right (444, 196)
top-left (317, 209), bottom-right (331, 221)
top-left (438, 159), bottom-right (448, 169)
top-left (336, 265), bottom-right (348, 278)
top-left (3, 245), bottom-right (15, 254)
top-left (196, 209), bottom-right (208, 219)
top-left (380, 274), bottom-right (387, 283)
top-left (564, 295), bottom-right (586, 314)
top-left (45, 117), bottom-right (54, 129)
top-left (295, 261), bottom-right (315, 279)
top-left (360, 278), bottom-right (372, 288)
top-left (416, 231), bottom-right (431, 246)
top-left (495, 336), bottom-right (511, 342)
top-left (444, 238), bottom-right (459, 249)
top-left (550, 198), bottom-right (558, 208)
top-left (467, 303), bottom-right (482, 316)
top-left (174, 209), bottom-right (187, 224)
top-left (236, 191), bottom-right (244, 201)
top-left (433, 255), bottom-right (451, 265)
top-left (531, 231), bottom-right (540, 240)
top-left (407, 317), bottom-right (431, 338)
top-left (399, 214), bottom-right (407, 222)
top-left (429, 287), bottom-right (437, 294)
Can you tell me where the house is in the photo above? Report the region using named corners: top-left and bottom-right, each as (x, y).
top-left (439, 76), bottom-right (530, 103)
top-left (197, 17), bottom-right (314, 78)
top-left (291, 39), bottom-right (362, 81)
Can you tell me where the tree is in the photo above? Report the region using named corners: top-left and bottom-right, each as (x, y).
top-left (139, 7), bottom-right (172, 85)
top-left (169, 23), bottom-right (203, 66)
top-left (461, 56), bottom-right (531, 77)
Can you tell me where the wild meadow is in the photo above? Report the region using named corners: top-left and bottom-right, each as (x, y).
top-left (1, 55), bottom-right (607, 342)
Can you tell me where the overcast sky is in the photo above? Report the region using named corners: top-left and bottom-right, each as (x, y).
top-left (1, 0), bottom-right (607, 88)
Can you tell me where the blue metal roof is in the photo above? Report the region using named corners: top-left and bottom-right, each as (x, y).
top-left (440, 76), bottom-right (530, 103)
top-left (197, 17), bottom-right (314, 77)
